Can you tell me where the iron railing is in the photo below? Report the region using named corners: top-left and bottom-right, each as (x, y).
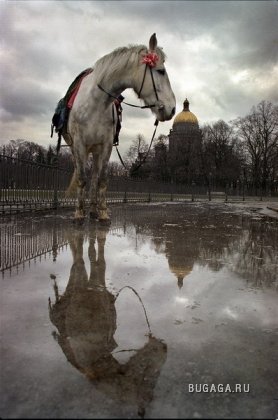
top-left (1, 154), bottom-right (277, 215)
top-left (0, 206), bottom-right (129, 275)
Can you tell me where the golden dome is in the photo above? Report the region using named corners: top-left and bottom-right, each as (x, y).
top-left (173, 98), bottom-right (198, 125)
top-left (169, 264), bottom-right (193, 281)
top-left (168, 258), bottom-right (193, 289)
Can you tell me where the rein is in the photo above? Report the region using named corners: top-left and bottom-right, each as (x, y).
top-left (138, 63), bottom-right (159, 102)
top-left (100, 56), bottom-right (161, 173)
top-left (111, 101), bottom-right (158, 172)
top-left (97, 84), bottom-right (155, 109)
top-left (114, 285), bottom-right (152, 335)
top-left (97, 55), bottom-right (159, 109)
top-left (116, 119), bottom-right (159, 174)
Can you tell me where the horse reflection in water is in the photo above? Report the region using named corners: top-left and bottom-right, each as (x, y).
top-left (48, 225), bottom-right (167, 417)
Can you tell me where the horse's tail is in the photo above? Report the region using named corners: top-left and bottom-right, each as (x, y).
top-left (65, 169), bottom-right (78, 197)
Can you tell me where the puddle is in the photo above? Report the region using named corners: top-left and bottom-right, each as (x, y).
top-left (0, 203), bottom-right (278, 418)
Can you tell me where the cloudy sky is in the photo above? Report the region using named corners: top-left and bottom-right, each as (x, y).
top-left (0, 0), bottom-right (277, 160)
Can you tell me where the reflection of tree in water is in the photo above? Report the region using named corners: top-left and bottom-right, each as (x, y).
top-left (122, 205), bottom-right (278, 289)
top-left (49, 224), bottom-right (167, 417)
top-left (225, 218), bottom-right (278, 288)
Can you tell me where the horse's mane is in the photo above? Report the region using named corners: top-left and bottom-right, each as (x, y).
top-left (94, 44), bottom-right (166, 83)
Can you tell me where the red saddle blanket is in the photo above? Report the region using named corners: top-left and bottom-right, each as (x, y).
top-left (67, 68), bottom-right (93, 109)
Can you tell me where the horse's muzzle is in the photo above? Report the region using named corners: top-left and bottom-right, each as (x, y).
top-left (157, 104), bottom-right (176, 121)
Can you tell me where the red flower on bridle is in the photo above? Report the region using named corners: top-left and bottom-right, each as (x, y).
top-left (142, 52), bottom-right (159, 68)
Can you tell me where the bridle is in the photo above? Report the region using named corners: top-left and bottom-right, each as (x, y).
top-left (98, 51), bottom-right (161, 173)
top-left (137, 56), bottom-right (159, 103)
top-left (97, 51), bottom-right (160, 109)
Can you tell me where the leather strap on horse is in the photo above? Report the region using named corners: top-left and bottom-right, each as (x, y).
top-left (97, 83), bottom-right (155, 109)
top-left (100, 58), bottom-right (160, 173)
top-left (98, 62), bottom-right (158, 109)
top-left (115, 119), bottom-right (159, 174)
top-left (56, 133), bottom-right (62, 155)
top-left (138, 64), bottom-right (159, 102)
top-left (115, 145), bottom-right (128, 170)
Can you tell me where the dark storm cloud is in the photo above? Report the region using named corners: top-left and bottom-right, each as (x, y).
top-left (0, 2), bottom-right (85, 126)
top-left (0, 0), bottom-right (277, 147)
top-left (93, 1), bottom-right (278, 69)
top-left (1, 78), bottom-right (58, 122)
top-left (0, 4), bottom-right (81, 79)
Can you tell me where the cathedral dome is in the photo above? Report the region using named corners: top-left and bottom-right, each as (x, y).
top-left (168, 259), bottom-right (193, 289)
top-left (173, 98), bottom-right (198, 125)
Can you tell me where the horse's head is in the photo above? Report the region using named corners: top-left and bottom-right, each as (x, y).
top-left (136, 33), bottom-right (176, 122)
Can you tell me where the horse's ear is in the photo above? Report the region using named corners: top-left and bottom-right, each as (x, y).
top-left (149, 33), bottom-right (157, 52)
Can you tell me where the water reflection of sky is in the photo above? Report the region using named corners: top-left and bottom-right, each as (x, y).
top-left (1, 203), bottom-right (278, 418)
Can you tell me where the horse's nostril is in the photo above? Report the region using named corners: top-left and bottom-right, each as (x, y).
top-left (158, 105), bottom-right (165, 111)
top-left (171, 107), bottom-right (176, 116)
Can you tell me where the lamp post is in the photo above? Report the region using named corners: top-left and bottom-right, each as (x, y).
top-left (236, 178), bottom-right (240, 197)
top-left (51, 155), bottom-right (59, 210)
top-left (208, 172), bottom-right (212, 201)
top-left (242, 166), bottom-right (246, 201)
top-left (191, 181), bottom-right (195, 202)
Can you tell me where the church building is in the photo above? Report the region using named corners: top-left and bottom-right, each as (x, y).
top-left (168, 99), bottom-right (202, 184)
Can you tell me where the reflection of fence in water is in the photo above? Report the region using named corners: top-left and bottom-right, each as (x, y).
top-left (0, 211), bottom-right (127, 275)
top-left (0, 220), bottom-right (68, 274)
top-left (1, 204), bottom-right (277, 290)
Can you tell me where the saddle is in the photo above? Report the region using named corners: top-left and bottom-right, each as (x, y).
top-left (51, 68), bottom-right (93, 150)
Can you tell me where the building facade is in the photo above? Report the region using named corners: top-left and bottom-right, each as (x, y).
top-left (168, 99), bottom-right (202, 184)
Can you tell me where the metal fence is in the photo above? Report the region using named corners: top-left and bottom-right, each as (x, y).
top-left (0, 154), bottom-right (277, 215)
top-left (0, 218), bottom-right (68, 274)
top-left (0, 206), bottom-right (128, 275)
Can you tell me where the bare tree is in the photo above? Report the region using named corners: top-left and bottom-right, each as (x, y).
top-left (152, 134), bottom-right (170, 181)
top-left (124, 134), bottom-right (149, 166)
top-left (233, 100), bottom-right (278, 192)
top-left (123, 134), bottom-right (154, 178)
top-left (0, 139), bottom-right (47, 161)
top-left (201, 120), bottom-right (243, 188)
top-left (0, 140), bottom-right (18, 157)
top-left (107, 161), bottom-right (127, 177)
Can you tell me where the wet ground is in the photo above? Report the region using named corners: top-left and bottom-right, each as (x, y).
top-left (1, 202), bottom-right (278, 419)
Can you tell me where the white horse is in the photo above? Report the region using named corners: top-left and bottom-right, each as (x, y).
top-left (63, 33), bottom-right (176, 222)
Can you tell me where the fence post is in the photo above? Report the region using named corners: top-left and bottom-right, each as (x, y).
top-left (225, 183), bottom-right (228, 202)
top-left (53, 171), bottom-right (58, 210)
top-left (52, 157), bottom-right (59, 210)
top-left (191, 181), bottom-right (195, 202)
top-left (236, 179), bottom-right (240, 197)
top-left (123, 190), bottom-right (127, 203)
top-left (208, 173), bottom-right (212, 201)
top-left (242, 167), bottom-right (246, 202)
top-left (170, 181), bottom-right (173, 201)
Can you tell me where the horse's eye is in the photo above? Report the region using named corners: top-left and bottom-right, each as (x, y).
top-left (157, 69), bottom-right (165, 75)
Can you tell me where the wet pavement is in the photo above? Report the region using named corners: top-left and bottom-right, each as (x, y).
top-left (1, 202), bottom-right (278, 419)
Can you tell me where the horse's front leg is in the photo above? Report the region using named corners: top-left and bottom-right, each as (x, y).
top-left (97, 147), bottom-right (112, 223)
top-left (74, 147), bottom-right (87, 222)
top-left (89, 154), bottom-right (100, 220)
top-left (98, 167), bottom-right (110, 223)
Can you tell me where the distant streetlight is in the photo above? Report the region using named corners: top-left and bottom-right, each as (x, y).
top-left (208, 172), bottom-right (212, 201)
top-left (191, 181), bottom-right (195, 202)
